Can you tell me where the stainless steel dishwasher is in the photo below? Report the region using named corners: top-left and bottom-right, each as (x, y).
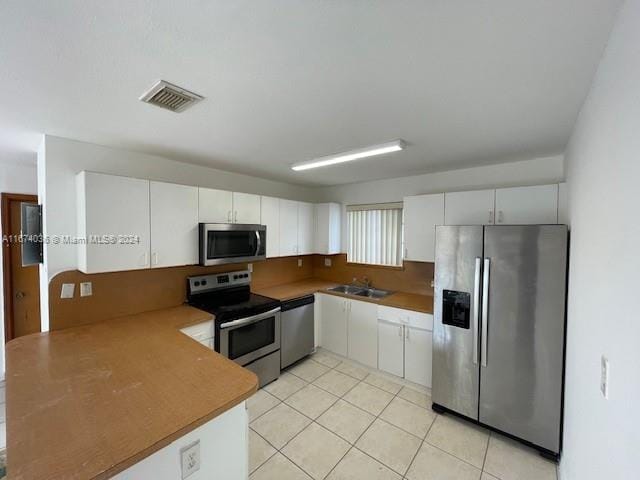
top-left (280, 295), bottom-right (315, 369)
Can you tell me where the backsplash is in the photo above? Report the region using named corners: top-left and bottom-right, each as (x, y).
top-left (48, 255), bottom-right (433, 330)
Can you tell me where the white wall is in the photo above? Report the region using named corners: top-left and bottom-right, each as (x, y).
top-left (0, 159), bottom-right (38, 374)
top-left (39, 135), bottom-right (319, 280)
top-left (316, 155), bottom-right (565, 250)
top-left (560, 1), bottom-right (639, 479)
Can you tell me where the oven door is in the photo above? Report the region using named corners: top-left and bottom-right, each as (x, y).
top-left (200, 223), bottom-right (266, 266)
top-left (219, 308), bottom-right (281, 366)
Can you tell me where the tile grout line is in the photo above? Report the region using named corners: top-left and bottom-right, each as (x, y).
top-left (251, 354), bottom-right (434, 479)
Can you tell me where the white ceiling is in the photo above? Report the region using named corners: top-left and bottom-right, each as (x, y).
top-left (0, 0), bottom-right (622, 186)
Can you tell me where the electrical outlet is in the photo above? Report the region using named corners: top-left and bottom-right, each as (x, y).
top-left (60, 283), bottom-right (75, 299)
top-left (324, 257), bottom-right (332, 267)
top-left (298, 258), bottom-right (303, 267)
top-left (180, 440), bottom-right (200, 479)
top-left (601, 356), bottom-right (609, 399)
top-left (247, 263), bottom-right (253, 273)
top-left (80, 282), bottom-right (92, 297)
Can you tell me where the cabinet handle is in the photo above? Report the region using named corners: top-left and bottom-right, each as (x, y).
top-left (152, 252), bottom-right (158, 266)
top-left (227, 210), bottom-right (232, 222)
top-left (398, 325), bottom-right (403, 337)
top-left (489, 210), bottom-right (494, 224)
top-left (405, 327), bottom-right (410, 341)
top-left (404, 247), bottom-right (408, 259)
top-left (234, 211), bottom-right (238, 223)
top-left (140, 252), bottom-right (148, 266)
top-left (498, 210), bottom-right (504, 223)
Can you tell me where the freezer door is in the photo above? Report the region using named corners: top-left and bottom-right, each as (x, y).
top-left (432, 225), bottom-right (483, 419)
top-left (480, 225), bottom-right (567, 453)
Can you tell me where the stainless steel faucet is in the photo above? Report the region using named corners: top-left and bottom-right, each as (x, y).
top-left (351, 276), bottom-right (371, 288)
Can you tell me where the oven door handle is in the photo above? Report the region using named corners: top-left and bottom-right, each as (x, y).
top-left (219, 307), bottom-right (281, 330)
top-left (255, 230), bottom-right (261, 257)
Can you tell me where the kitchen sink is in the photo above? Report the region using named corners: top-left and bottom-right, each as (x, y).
top-left (328, 285), bottom-right (367, 295)
top-left (327, 285), bottom-right (393, 299)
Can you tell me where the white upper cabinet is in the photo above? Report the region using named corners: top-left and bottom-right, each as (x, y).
top-left (315, 203), bottom-right (342, 255)
top-left (150, 181), bottom-right (199, 268)
top-left (232, 192), bottom-right (261, 224)
top-left (403, 193), bottom-right (445, 262)
top-left (260, 196), bottom-right (280, 258)
top-left (297, 202), bottom-right (315, 255)
top-left (77, 172), bottom-right (151, 274)
top-left (558, 182), bottom-right (569, 225)
top-left (445, 189), bottom-right (496, 225)
top-left (279, 199), bottom-right (299, 256)
top-left (198, 188), bottom-right (233, 223)
top-left (495, 184), bottom-right (558, 224)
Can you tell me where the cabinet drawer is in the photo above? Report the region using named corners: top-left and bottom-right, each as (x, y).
top-left (377, 305), bottom-right (433, 331)
top-left (180, 319), bottom-right (214, 342)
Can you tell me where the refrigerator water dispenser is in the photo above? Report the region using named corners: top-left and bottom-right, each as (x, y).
top-left (442, 290), bottom-right (471, 329)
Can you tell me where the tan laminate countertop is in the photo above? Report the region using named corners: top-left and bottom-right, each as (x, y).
top-left (6, 305), bottom-right (258, 480)
top-left (254, 278), bottom-right (434, 314)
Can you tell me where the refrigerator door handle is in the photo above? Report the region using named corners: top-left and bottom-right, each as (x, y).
top-left (473, 257), bottom-right (481, 365)
top-left (481, 257), bottom-right (490, 367)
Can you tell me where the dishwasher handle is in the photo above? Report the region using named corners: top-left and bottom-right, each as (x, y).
top-left (280, 294), bottom-right (315, 312)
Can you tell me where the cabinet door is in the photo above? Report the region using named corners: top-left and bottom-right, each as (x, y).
top-left (232, 192), bottom-right (261, 224)
top-left (199, 188), bottom-right (233, 223)
top-left (315, 203), bottom-right (341, 254)
top-left (260, 196), bottom-right (280, 258)
top-left (403, 193), bottom-right (444, 262)
top-left (347, 300), bottom-right (378, 368)
top-left (279, 199), bottom-right (299, 256)
top-left (297, 202), bottom-right (315, 255)
top-left (378, 320), bottom-right (404, 378)
top-left (445, 189), bottom-right (495, 225)
top-left (404, 326), bottom-right (432, 388)
top-left (77, 172), bottom-right (150, 273)
top-left (495, 184), bottom-right (558, 224)
top-left (318, 294), bottom-right (348, 357)
top-left (150, 181), bottom-right (199, 268)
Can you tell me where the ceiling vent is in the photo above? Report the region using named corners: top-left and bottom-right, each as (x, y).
top-left (139, 80), bottom-right (204, 112)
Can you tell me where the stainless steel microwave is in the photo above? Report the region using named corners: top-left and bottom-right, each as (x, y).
top-left (199, 223), bottom-right (266, 266)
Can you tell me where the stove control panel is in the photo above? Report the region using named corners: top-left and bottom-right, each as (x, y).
top-left (188, 270), bottom-right (251, 295)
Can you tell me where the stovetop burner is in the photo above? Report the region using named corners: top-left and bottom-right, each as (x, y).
top-left (186, 270), bottom-right (280, 323)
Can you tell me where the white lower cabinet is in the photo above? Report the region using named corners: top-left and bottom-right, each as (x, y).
top-left (317, 294), bottom-right (433, 387)
top-left (347, 300), bottom-right (378, 368)
top-left (378, 320), bottom-right (404, 377)
top-left (404, 326), bottom-right (432, 387)
top-left (318, 293), bottom-right (348, 357)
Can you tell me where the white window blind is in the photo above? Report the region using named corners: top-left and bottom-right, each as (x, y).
top-left (347, 203), bottom-right (403, 266)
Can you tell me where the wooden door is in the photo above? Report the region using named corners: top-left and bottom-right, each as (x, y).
top-left (2, 193), bottom-right (41, 340)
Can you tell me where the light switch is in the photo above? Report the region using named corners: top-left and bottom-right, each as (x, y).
top-left (298, 258), bottom-right (303, 267)
top-left (60, 283), bottom-right (75, 299)
top-left (181, 440), bottom-right (200, 479)
top-left (247, 263), bottom-right (253, 273)
top-left (324, 258), bottom-right (332, 267)
top-left (80, 282), bottom-right (92, 297)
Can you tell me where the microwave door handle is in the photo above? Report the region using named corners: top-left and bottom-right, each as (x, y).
top-left (219, 307), bottom-right (281, 330)
top-left (255, 230), bottom-right (261, 256)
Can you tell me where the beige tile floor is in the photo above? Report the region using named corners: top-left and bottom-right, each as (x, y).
top-left (248, 349), bottom-right (558, 480)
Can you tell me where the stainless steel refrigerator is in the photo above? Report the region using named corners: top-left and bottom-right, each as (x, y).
top-left (432, 225), bottom-right (567, 458)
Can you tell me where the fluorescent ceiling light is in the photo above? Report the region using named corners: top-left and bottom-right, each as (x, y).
top-left (291, 140), bottom-right (405, 171)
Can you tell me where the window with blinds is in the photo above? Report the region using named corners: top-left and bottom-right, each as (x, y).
top-left (347, 203), bottom-right (403, 266)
